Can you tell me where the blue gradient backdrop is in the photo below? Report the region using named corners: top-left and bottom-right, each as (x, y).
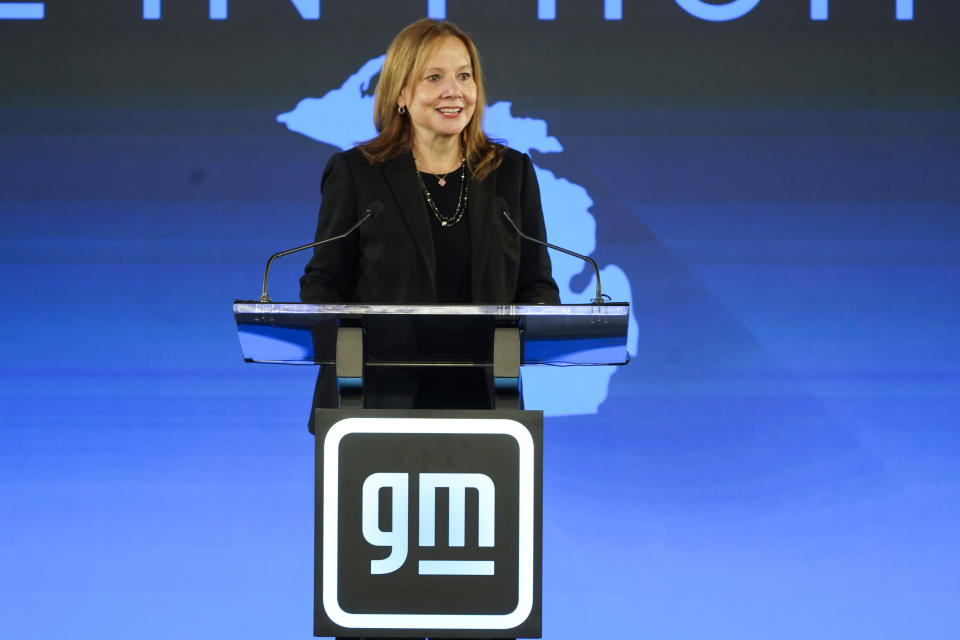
top-left (2, 3), bottom-right (959, 639)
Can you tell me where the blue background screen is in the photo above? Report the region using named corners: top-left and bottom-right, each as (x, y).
top-left (2, 2), bottom-right (959, 638)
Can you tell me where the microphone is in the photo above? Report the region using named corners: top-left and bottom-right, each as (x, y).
top-left (493, 196), bottom-right (607, 305)
top-left (257, 201), bottom-right (383, 303)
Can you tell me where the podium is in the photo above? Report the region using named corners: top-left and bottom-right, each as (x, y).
top-left (233, 302), bottom-right (629, 638)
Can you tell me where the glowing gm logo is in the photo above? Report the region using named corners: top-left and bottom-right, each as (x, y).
top-left (362, 472), bottom-right (496, 575)
top-left (316, 413), bottom-right (541, 634)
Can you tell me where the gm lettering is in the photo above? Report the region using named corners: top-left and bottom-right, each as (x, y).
top-left (362, 472), bottom-right (495, 576)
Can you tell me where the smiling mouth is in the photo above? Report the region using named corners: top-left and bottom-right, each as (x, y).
top-left (436, 107), bottom-right (463, 115)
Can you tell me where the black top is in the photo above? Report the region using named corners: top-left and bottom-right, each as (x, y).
top-left (420, 165), bottom-right (472, 303)
top-left (417, 165), bottom-right (482, 407)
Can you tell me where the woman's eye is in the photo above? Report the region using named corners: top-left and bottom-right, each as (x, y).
top-left (459, 72), bottom-right (472, 81)
top-left (427, 74), bottom-right (440, 81)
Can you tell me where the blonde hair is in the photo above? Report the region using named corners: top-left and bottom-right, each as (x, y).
top-left (359, 18), bottom-right (504, 181)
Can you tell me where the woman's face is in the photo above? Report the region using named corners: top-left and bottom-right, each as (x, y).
top-left (399, 36), bottom-right (477, 148)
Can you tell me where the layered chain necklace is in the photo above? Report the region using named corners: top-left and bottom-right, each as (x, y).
top-left (415, 156), bottom-right (469, 228)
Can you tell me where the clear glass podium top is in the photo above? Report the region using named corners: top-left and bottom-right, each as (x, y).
top-left (233, 302), bottom-right (630, 366)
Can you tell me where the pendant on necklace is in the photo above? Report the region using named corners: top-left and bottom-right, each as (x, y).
top-left (437, 177), bottom-right (446, 187)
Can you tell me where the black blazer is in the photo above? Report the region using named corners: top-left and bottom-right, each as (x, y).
top-left (300, 146), bottom-right (560, 305)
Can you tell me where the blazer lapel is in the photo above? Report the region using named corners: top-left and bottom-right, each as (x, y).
top-left (382, 152), bottom-right (437, 296)
top-left (468, 165), bottom-right (495, 301)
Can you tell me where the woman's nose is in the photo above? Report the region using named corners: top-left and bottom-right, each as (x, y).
top-left (440, 77), bottom-right (461, 97)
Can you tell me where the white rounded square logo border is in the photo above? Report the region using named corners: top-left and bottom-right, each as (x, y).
top-left (322, 417), bottom-right (534, 630)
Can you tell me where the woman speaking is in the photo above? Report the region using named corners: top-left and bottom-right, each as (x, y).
top-left (301, 18), bottom-right (560, 413)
